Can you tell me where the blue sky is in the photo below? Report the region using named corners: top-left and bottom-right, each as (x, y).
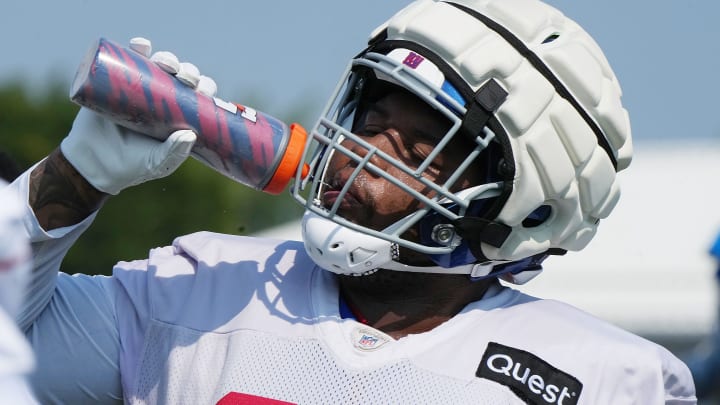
top-left (2, 1), bottom-right (719, 141)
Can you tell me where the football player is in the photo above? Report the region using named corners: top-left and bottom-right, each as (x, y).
top-left (8, 0), bottom-right (696, 403)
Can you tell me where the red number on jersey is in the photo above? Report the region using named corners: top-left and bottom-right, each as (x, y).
top-left (216, 392), bottom-right (296, 405)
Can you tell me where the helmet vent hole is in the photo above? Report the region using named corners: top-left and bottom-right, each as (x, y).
top-left (522, 205), bottom-right (552, 228)
top-left (316, 248), bottom-right (324, 256)
top-left (542, 33), bottom-right (560, 44)
top-left (331, 242), bottom-right (341, 250)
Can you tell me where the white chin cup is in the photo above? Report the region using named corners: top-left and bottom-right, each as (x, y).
top-left (301, 211), bottom-right (395, 275)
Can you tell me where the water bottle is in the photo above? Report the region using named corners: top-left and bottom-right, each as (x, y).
top-left (69, 37), bottom-right (308, 194)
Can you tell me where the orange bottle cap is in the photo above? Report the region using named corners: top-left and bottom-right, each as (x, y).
top-left (263, 123), bottom-right (308, 195)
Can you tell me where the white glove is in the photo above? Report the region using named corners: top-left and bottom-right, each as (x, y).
top-left (60, 37), bottom-right (218, 195)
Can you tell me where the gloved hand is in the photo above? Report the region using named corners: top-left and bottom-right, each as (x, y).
top-left (60, 37), bottom-right (218, 195)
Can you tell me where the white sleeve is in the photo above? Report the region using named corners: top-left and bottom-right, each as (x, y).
top-left (9, 166), bottom-right (124, 403)
top-left (660, 346), bottom-right (697, 404)
top-left (26, 273), bottom-right (123, 404)
top-left (9, 164), bottom-right (99, 332)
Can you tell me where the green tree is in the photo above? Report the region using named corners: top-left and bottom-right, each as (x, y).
top-left (0, 81), bottom-right (310, 275)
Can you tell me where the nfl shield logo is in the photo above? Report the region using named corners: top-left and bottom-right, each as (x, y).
top-left (358, 334), bottom-right (379, 348)
top-left (351, 327), bottom-right (390, 351)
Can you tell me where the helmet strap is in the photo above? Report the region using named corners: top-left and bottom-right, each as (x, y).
top-left (452, 216), bottom-right (512, 263)
top-left (461, 79), bottom-right (507, 139)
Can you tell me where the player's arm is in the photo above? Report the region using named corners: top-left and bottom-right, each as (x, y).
top-left (17, 37), bottom-right (217, 323)
top-left (29, 147), bottom-right (108, 231)
top-left (13, 38), bottom-right (219, 402)
top-left (16, 37), bottom-right (209, 329)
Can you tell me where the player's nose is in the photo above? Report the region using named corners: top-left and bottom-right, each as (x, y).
top-left (343, 131), bottom-right (402, 174)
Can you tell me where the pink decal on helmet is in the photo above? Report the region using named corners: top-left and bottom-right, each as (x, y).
top-left (402, 52), bottom-right (425, 69)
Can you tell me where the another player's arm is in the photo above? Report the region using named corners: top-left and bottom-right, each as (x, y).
top-left (29, 148), bottom-right (108, 231)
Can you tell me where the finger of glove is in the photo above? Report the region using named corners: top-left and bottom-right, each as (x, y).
top-left (147, 129), bottom-right (197, 179)
top-left (150, 51), bottom-right (180, 75)
top-left (196, 75), bottom-right (218, 97)
top-left (165, 129), bottom-right (197, 158)
top-left (176, 62), bottom-right (201, 88)
top-left (129, 37), bottom-right (152, 58)
top-left (128, 129), bottom-right (196, 189)
top-left (149, 49), bottom-right (209, 93)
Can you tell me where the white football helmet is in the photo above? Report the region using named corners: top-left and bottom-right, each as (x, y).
top-left (292, 0), bottom-right (632, 283)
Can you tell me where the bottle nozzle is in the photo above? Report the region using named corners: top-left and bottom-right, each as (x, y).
top-left (262, 123), bottom-right (308, 195)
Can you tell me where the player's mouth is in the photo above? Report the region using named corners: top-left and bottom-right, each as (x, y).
top-left (321, 188), bottom-right (362, 211)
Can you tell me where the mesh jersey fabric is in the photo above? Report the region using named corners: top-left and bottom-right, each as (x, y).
top-left (133, 321), bottom-right (515, 404)
top-left (111, 232), bottom-right (693, 404)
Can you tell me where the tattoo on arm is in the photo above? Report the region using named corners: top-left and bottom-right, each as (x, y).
top-left (29, 148), bottom-right (108, 230)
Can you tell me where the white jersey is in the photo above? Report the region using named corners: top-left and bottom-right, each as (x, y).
top-left (10, 172), bottom-right (696, 404)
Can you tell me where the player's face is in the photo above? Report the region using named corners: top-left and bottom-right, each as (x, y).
top-left (320, 88), bottom-right (482, 236)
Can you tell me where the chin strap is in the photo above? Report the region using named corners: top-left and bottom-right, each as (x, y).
top-left (452, 216), bottom-right (512, 249)
top-left (450, 215), bottom-right (512, 265)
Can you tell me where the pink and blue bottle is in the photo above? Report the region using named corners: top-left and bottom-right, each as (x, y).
top-left (69, 37), bottom-right (307, 194)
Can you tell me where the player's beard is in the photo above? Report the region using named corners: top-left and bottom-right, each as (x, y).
top-left (338, 270), bottom-right (479, 304)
